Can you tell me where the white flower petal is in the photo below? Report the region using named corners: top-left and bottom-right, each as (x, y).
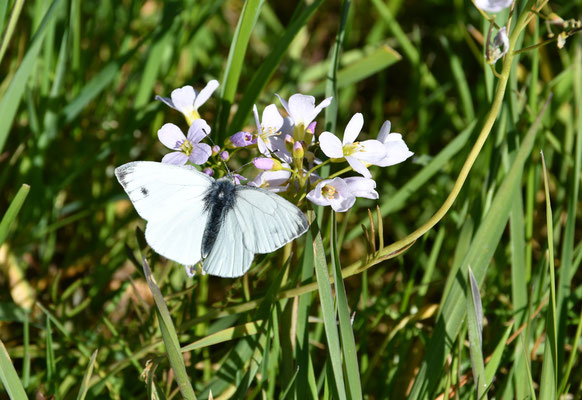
top-left (288, 94), bottom-right (316, 126)
top-left (319, 132), bottom-right (344, 158)
top-left (344, 177), bottom-right (379, 199)
top-left (308, 96), bottom-right (332, 126)
top-left (158, 123), bottom-right (186, 149)
top-left (353, 139), bottom-right (387, 164)
top-left (170, 86), bottom-right (196, 114)
top-left (262, 104), bottom-right (284, 131)
top-left (376, 134), bottom-right (414, 167)
top-left (306, 181), bottom-right (330, 207)
top-left (155, 95), bottom-right (176, 110)
top-left (474, 0), bottom-right (513, 13)
top-left (377, 120), bottom-right (392, 143)
top-left (343, 113), bottom-right (364, 144)
top-left (275, 94), bottom-right (291, 116)
top-left (193, 80), bottom-right (219, 110)
top-left (162, 151), bottom-right (188, 165)
top-left (187, 119), bottom-right (211, 143)
top-left (346, 156), bottom-right (371, 178)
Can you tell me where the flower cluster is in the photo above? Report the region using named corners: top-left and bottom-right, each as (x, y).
top-left (155, 81), bottom-right (413, 213)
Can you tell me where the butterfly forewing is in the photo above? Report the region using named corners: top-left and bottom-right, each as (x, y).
top-left (115, 161), bottom-right (213, 265)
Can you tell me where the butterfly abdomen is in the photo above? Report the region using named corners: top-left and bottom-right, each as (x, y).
top-left (201, 179), bottom-right (237, 257)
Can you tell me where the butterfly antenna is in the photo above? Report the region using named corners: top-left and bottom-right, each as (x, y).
top-left (202, 128), bottom-right (232, 176)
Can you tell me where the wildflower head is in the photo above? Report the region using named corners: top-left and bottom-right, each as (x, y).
top-left (319, 113), bottom-right (387, 178)
top-left (157, 120), bottom-right (212, 165)
top-left (276, 93), bottom-right (332, 141)
top-left (155, 80), bottom-right (219, 125)
top-left (306, 176), bottom-right (378, 212)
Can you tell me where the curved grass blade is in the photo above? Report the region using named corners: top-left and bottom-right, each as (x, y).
top-left (0, 0), bottom-right (62, 153)
top-left (227, 0), bottom-right (323, 136)
top-left (0, 338), bottom-right (27, 400)
top-left (467, 266), bottom-right (487, 399)
top-left (538, 151), bottom-right (558, 400)
top-left (0, 0), bottom-right (25, 66)
top-left (76, 349), bottom-right (98, 400)
top-left (330, 211), bottom-right (363, 400)
top-left (0, 184), bottom-right (30, 247)
top-left (142, 257), bottom-right (197, 400)
top-left (311, 215), bottom-right (347, 400)
top-left (216, 0), bottom-right (264, 139)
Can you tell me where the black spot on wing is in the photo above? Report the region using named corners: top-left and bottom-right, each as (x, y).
top-left (140, 187), bottom-right (149, 196)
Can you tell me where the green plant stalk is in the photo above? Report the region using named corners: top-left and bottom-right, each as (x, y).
top-left (0, 338), bottom-right (28, 400)
top-left (330, 212), bottom-right (363, 400)
top-left (311, 214), bottom-right (347, 400)
top-left (0, 0), bottom-right (25, 66)
top-left (142, 258), bottom-right (197, 400)
top-left (539, 152), bottom-right (558, 400)
top-left (217, 0), bottom-right (264, 126)
top-left (0, 184), bottom-right (30, 247)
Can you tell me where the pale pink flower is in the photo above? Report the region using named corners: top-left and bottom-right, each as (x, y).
top-left (319, 113), bottom-right (386, 178)
top-left (307, 177), bottom-right (378, 212)
top-left (156, 80), bottom-right (219, 124)
top-left (158, 120), bottom-right (212, 165)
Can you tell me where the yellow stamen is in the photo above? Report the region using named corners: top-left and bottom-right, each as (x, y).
top-left (342, 142), bottom-right (361, 156)
top-left (179, 140), bottom-right (194, 156)
top-left (322, 184), bottom-right (337, 199)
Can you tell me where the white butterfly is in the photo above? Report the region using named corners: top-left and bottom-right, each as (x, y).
top-left (115, 161), bottom-right (309, 278)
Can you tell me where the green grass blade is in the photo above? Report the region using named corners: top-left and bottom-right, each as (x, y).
top-left (46, 316), bottom-right (57, 398)
top-left (330, 212), bottom-right (363, 400)
top-left (323, 0), bottom-right (349, 134)
top-left (538, 152), bottom-right (558, 400)
top-left (484, 323), bottom-right (513, 385)
top-left (408, 94), bottom-right (549, 399)
top-left (76, 349), bottom-right (98, 400)
top-left (0, 0), bottom-right (62, 153)
top-left (134, 26), bottom-right (176, 109)
top-left (280, 367), bottom-right (300, 400)
top-left (181, 321), bottom-right (262, 352)
top-left (0, 0), bottom-right (25, 66)
top-left (295, 215), bottom-right (318, 399)
top-left (0, 338), bottom-right (27, 399)
top-left (556, 33), bottom-right (582, 369)
top-left (311, 214), bottom-right (347, 400)
top-left (142, 258), bottom-right (197, 400)
top-left (467, 266), bottom-right (487, 399)
top-left (309, 45), bottom-right (401, 97)
top-left (510, 178), bottom-right (529, 399)
top-left (227, 0), bottom-right (323, 136)
top-left (216, 0), bottom-right (264, 138)
top-left (0, 184), bottom-right (30, 247)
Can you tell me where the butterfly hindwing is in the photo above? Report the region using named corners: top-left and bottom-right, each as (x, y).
top-left (232, 186), bottom-right (309, 254)
top-left (115, 161), bottom-right (213, 265)
top-left (202, 208), bottom-right (254, 278)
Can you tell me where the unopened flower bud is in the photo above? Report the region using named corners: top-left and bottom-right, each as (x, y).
top-left (203, 167), bottom-right (214, 176)
top-left (285, 134), bottom-right (295, 153)
top-left (293, 141), bottom-right (305, 159)
top-left (211, 145), bottom-right (220, 156)
top-left (219, 151), bottom-right (229, 161)
top-left (230, 131), bottom-right (256, 147)
top-left (253, 157), bottom-right (282, 171)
